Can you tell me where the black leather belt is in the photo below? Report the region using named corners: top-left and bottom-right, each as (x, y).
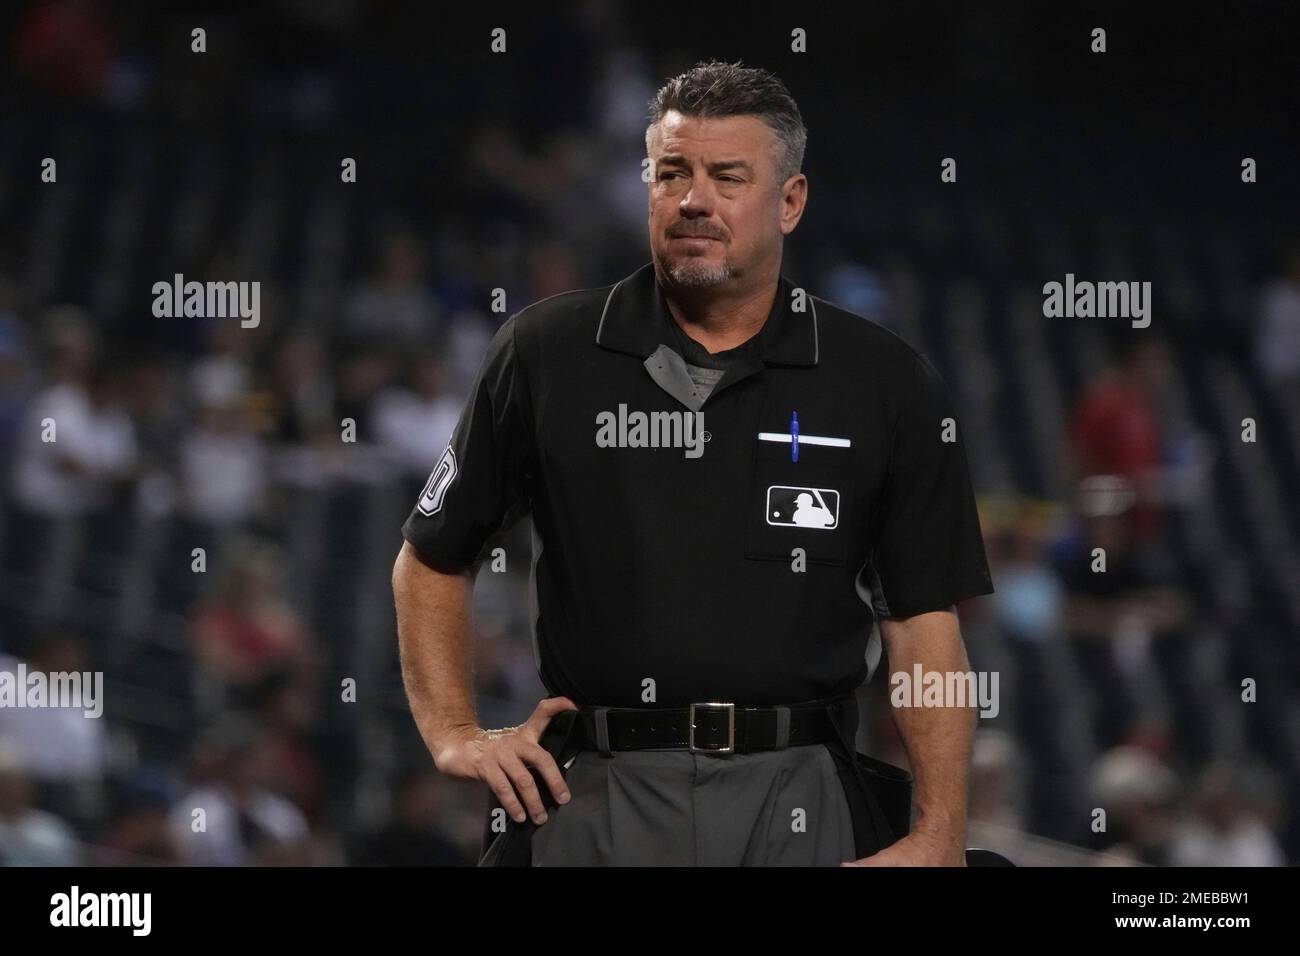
top-left (574, 697), bottom-right (848, 755)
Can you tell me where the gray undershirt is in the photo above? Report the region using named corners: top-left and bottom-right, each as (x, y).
top-left (668, 319), bottom-right (760, 405)
top-left (683, 364), bottom-right (726, 405)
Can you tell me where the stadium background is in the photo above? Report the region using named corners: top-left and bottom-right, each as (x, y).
top-left (0, 0), bottom-right (1297, 866)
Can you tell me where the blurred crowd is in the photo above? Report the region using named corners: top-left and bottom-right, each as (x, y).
top-left (2, 0), bottom-right (1299, 866)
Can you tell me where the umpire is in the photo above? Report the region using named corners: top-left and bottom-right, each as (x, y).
top-left (393, 59), bottom-right (994, 866)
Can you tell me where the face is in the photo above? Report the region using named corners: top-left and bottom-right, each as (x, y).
top-left (647, 110), bottom-right (806, 291)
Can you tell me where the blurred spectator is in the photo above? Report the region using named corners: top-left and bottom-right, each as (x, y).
top-left (121, 350), bottom-right (186, 520)
top-left (1169, 761), bottom-right (1285, 867)
top-left (93, 771), bottom-right (182, 865)
top-left (10, 311), bottom-right (138, 520)
top-left (333, 345), bottom-right (398, 451)
top-left (0, 635), bottom-right (108, 829)
top-left (371, 348), bottom-right (462, 478)
top-left (343, 232), bottom-right (442, 347)
top-left (1087, 745), bottom-right (1179, 865)
top-left (169, 716), bottom-right (310, 866)
top-left (251, 329), bottom-right (338, 491)
top-left (352, 766), bottom-right (473, 866)
top-left (989, 508), bottom-right (1065, 644)
top-left (4, 314), bottom-right (138, 634)
top-left (0, 742), bottom-right (81, 866)
top-left (265, 329), bottom-right (335, 447)
top-left (191, 539), bottom-right (315, 708)
top-left (1068, 336), bottom-right (1172, 541)
top-left (1054, 480), bottom-right (1189, 751)
top-left (1253, 246), bottom-right (1300, 463)
top-left (245, 668), bottom-right (324, 826)
top-left (1253, 246), bottom-right (1300, 393)
top-left (178, 358), bottom-right (267, 525)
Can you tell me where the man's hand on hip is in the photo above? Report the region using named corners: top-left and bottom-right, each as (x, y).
top-left (432, 696), bottom-right (579, 826)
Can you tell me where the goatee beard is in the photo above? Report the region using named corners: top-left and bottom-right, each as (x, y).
top-left (664, 256), bottom-right (733, 288)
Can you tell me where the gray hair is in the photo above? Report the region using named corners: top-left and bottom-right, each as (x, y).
top-left (646, 59), bottom-right (807, 187)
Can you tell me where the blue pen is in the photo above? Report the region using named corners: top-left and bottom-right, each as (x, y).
top-left (791, 411), bottom-right (799, 462)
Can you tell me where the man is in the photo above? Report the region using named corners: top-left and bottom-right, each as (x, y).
top-left (393, 60), bottom-right (994, 866)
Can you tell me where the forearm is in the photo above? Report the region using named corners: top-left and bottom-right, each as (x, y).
top-left (881, 608), bottom-right (976, 844)
top-left (393, 540), bottom-right (478, 759)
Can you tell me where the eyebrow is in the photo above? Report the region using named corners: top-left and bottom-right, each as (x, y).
top-left (656, 155), bottom-right (755, 177)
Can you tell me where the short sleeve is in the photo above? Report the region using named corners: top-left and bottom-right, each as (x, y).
top-left (868, 351), bottom-right (994, 619)
top-left (400, 315), bottom-right (532, 568)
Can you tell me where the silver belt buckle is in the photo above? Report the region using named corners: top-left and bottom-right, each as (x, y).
top-left (688, 701), bottom-right (735, 754)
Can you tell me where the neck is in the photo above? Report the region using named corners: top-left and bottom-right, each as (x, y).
top-left (660, 266), bottom-right (780, 354)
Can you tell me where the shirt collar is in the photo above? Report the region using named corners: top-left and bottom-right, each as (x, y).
top-left (595, 261), bottom-right (818, 367)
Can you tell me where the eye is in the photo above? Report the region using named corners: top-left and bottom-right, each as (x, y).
top-left (658, 170), bottom-right (683, 181)
top-left (719, 175), bottom-right (742, 183)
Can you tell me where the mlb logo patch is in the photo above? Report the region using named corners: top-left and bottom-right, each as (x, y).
top-left (766, 485), bottom-right (840, 529)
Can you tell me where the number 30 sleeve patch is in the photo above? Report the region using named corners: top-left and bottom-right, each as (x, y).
top-left (416, 445), bottom-right (458, 516)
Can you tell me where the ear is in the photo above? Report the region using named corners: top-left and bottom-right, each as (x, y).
top-left (780, 173), bottom-right (808, 235)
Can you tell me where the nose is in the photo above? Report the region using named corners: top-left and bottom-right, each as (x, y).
top-left (673, 205), bottom-right (724, 241)
top-left (677, 179), bottom-right (717, 217)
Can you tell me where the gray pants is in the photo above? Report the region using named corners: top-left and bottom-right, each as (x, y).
top-left (530, 743), bottom-right (858, 866)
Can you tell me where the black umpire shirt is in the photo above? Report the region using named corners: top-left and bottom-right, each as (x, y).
top-left (401, 261), bottom-right (995, 707)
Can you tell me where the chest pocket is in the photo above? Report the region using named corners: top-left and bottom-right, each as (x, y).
top-left (744, 432), bottom-right (853, 566)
